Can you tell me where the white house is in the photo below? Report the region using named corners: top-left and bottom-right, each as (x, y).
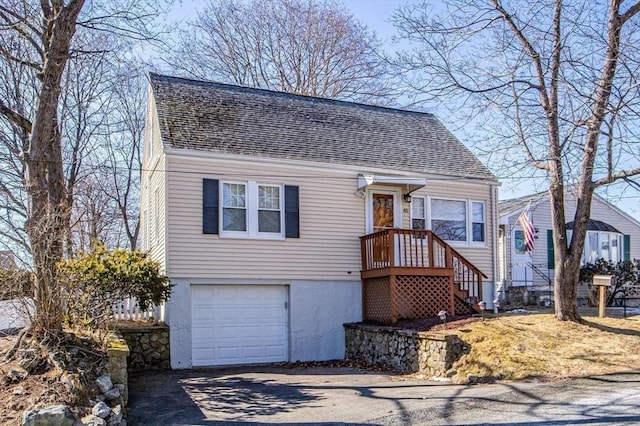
top-left (498, 191), bottom-right (640, 306)
top-left (141, 74), bottom-right (499, 368)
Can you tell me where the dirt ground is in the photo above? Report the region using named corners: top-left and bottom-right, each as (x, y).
top-left (0, 330), bottom-right (103, 425)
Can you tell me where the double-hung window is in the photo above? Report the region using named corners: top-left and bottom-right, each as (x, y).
top-left (411, 196), bottom-right (426, 230)
top-left (222, 183), bottom-right (247, 232)
top-left (258, 185), bottom-right (282, 233)
top-left (471, 201), bottom-right (485, 243)
top-left (221, 181), bottom-right (284, 238)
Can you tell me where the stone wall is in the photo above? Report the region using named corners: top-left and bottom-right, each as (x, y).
top-left (106, 330), bottom-right (130, 406)
top-left (344, 323), bottom-right (467, 377)
top-left (118, 324), bottom-right (170, 372)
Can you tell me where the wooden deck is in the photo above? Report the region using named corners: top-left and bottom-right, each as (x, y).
top-left (360, 229), bottom-right (486, 323)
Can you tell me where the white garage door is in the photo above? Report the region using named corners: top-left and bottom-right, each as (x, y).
top-left (191, 285), bottom-right (288, 366)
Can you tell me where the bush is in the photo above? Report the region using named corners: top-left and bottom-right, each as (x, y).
top-left (57, 245), bottom-right (171, 329)
top-left (579, 259), bottom-right (639, 305)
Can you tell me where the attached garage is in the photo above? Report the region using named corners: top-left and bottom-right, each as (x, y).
top-left (191, 285), bottom-right (289, 366)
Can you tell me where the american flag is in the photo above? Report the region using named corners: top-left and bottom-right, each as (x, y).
top-left (517, 208), bottom-right (535, 252)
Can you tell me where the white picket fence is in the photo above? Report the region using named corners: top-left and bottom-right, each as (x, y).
top-left (110, 297), bottom-right (163, 322)
top-left (0, 298), bottom-right (35, 331)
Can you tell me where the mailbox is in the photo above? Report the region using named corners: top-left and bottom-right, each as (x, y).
top-left (592, 274), bottom-right (614, 318)
top-left (593, 275), bottom-right (614, 286)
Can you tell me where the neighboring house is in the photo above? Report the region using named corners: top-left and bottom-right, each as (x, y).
top-left (498, 192), bottom-right (640, 306)
top-left (141, 73), bottom-right (499, 369)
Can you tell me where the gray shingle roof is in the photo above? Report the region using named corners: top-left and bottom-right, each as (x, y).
top-left (149, 73), bottom-right (496, 181)
top-left (499, 192), bottom-right (548, 217)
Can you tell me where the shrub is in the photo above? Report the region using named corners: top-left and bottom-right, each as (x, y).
top-left (57, 245), bottom-right (171, 329)
top-left (579, 259), bottom-right (639, 305)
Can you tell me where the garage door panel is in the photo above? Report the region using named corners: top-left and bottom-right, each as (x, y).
top-left (191, 285), bottom-right (288, 366)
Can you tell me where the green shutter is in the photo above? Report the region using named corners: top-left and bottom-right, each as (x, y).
top-left (624, 234), bottom-right (631, 261)
top-left (547, 229), bottom-right (555, 269)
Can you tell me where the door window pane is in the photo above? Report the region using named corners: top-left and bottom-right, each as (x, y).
top-left (431, 199), bottom-right (466, 241)
top-left (514, 230), bottom-right (526, 254)
top-left (372, 194), bottom-right (394, 231)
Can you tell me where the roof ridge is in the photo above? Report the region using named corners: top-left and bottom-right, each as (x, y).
top-left (149, 72), bottom-right (436, 118)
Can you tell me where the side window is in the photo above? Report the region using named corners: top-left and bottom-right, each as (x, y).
top-left (472, 201), bottom-right (485, 242)
top-left (411, 196), bottom-right (426, 230)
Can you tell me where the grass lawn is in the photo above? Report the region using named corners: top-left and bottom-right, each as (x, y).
top-left (447, 307), bottom-right (640, 383)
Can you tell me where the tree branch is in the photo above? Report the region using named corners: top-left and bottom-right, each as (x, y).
top-left (0, 100), bottom-right (32, 134)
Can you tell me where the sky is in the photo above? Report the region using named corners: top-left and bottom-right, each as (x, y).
top-left (165, 0), bottom-right (640, 216)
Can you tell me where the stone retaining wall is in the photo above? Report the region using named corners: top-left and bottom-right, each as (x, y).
top-left (344, 323), bottom-right (467, 377)
top-left (106, 330), bottom-right (130, 406)
top-left (118, 324), bottom-right (170, 372)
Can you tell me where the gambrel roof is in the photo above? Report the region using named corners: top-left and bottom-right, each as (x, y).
top-left (149, 73), bottom-right (496, 181)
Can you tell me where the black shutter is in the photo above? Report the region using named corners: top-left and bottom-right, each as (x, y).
top-left (547, 229), bottom-right (554, 269)
top-left (284, 185), bottom-right (299, 238)
top-left (203, 179), bottom-right (219, 234)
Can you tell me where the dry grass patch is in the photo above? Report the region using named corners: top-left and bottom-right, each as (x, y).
top-left (448, 312), bottom-right (640, 383)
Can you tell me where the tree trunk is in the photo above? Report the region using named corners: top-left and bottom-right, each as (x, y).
top-left (24, 1), bottom-right (85, 333)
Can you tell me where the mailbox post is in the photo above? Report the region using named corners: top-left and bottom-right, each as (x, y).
top-left (592, 275), bottom-right (614, 318)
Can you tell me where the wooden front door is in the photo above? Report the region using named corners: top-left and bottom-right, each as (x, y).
top-left (372, 193), bottom-right (395, 232)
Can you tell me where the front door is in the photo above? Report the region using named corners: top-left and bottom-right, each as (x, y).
top-left (511, 227), bottom-right (533, 286)
top-left (367, 190), bottom-right (400, 233)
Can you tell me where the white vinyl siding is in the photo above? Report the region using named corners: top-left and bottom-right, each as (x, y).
top-left (164, 153), bottom-right (496, 283)
top-left (167, 155), bottom-right (364, 280)
top-left (141, 155), bottom-right (166, 271)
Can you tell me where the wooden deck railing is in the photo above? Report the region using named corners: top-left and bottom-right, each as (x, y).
top-left (360, 228), bottom-right (486, 300)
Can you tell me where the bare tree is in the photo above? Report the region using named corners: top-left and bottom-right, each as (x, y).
top-left (393, 0), bottom-right (640, 321)
top-left (167, 0), bottom-right (392, 103)
top-left (98, 69), bottom-right (145, 250)
top-left (0, 0), bottom-right (169, 333)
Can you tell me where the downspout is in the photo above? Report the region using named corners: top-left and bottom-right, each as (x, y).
top-left (491, 184), bottom-right (500, 304)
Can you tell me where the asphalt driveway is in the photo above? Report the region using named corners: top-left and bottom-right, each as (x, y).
top-left (128, 366), bottom-right (640, 425)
